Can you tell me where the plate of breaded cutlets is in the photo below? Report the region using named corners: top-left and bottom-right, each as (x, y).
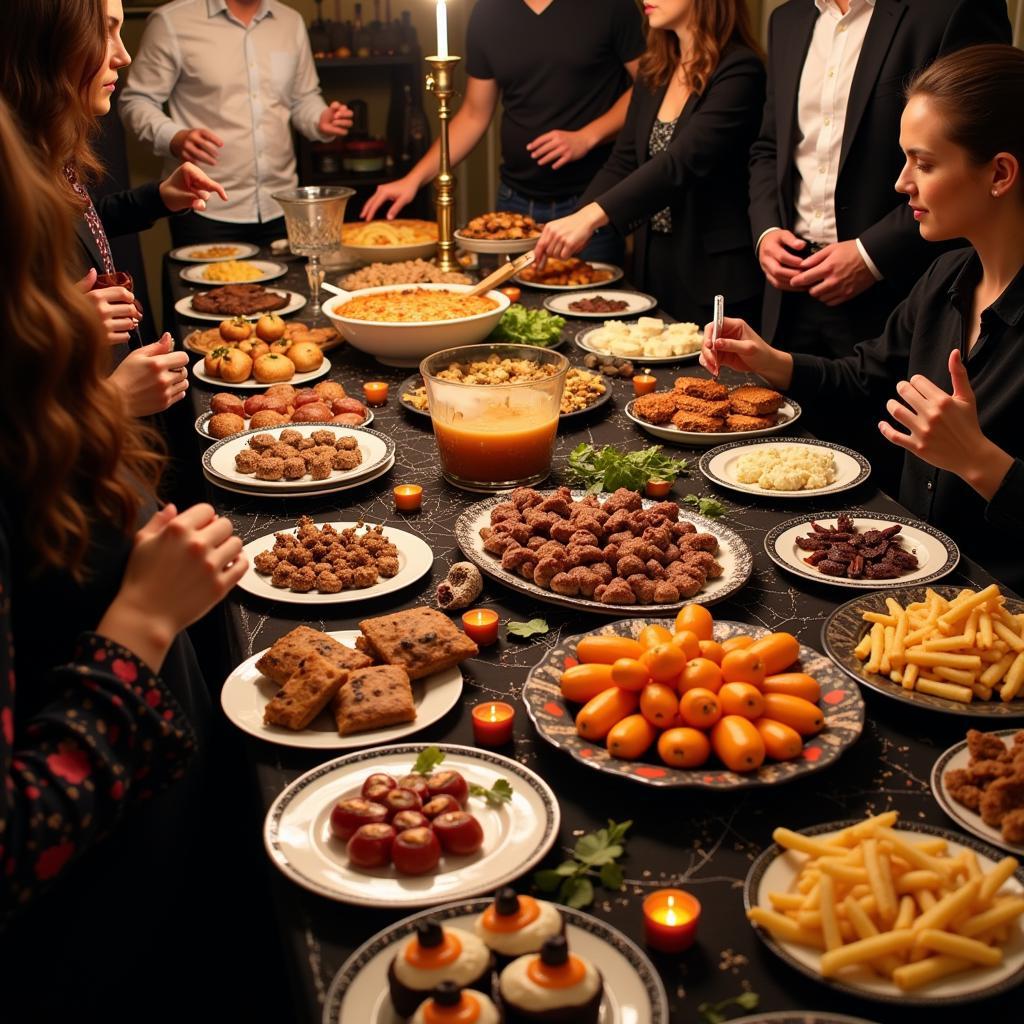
top-left (626, 375), bottom-right (801, 446)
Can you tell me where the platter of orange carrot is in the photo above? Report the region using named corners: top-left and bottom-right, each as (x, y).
top-left (522, 605), bottom-right (866, 788)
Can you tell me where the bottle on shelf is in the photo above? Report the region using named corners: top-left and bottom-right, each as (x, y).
top-left (398, 9), bottom-right (416, 55)
top-left (309, 0), bottom-right (331, 57)
top-left (353, 3), bottom-right (372, 58)
top-left (399, 84), bottom-right (429, 167)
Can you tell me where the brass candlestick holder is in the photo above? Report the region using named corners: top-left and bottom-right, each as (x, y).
top-left (425, 54), bottom-right (461, 273)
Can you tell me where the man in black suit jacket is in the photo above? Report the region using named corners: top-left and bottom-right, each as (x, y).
top-left (749, 0), bottom-right (1010, 356)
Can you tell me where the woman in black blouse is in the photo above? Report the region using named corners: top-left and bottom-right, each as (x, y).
top-left (533, 0), bottom-right (765, 326)
top-left (0, 97), bottom-right (247, 1012)
top-left (1, 0), bottom-right (227, 414)
top-left (701, 45), bottom-right (1024, 590)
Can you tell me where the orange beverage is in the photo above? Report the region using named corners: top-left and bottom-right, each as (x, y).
top-left (421, 343), bottom-right (568, 490)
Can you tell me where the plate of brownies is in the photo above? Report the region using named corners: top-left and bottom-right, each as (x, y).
top-left (236, 518), bottom-right (434, 604)
top-left (626, 375), bottom-right (801, 446)
top-left (932, 729), bottom-right (1024, 856)
top-left (221, 612), bottom-right (474, 749)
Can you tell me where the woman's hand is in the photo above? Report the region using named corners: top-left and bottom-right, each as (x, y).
top-left (533, 204), bottom-right (608, 264)
top-left (159, 161), bottom-right (229, 213)
top-left (98, 503), bottom-right (247, 671)
top-left (699, 316), bottom-right (794, 388)
top-left (109, 335), bottom-right (190, 417)
top-left (361, 176), bottom-right (419, 221)
top-left (879, 349), bottom-right (1014, 500)
top-left (77, 267), bottom-right (137, 345)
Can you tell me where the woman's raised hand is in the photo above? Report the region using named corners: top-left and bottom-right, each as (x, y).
top-left (699, 317), bottom-right (794, 389)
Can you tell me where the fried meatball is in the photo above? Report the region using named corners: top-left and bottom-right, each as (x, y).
top-left (289, 566), bottom-right (317, 593)
top-left (308, 454), bottom-right (333, 480)
top-left (334, 436), bottom-right (359, 451)
top-left (332, 449), bottom-right (362, 472)
top-left (270, 562), bottom-right (295, 588)
top-left (595, 578), bottom-right (636, 605)
top-left (352, 565), bottom-right (378, 588)
top-left (249, 432), bottom-right (278, 451)
top-left (282, 457), bottom-right (306, 480)
top-left (377, 557), bottom-right (399, 578)
top-left (253, 551), bottom-right (278, 575)
top-left (234, 449), bottom-right (260, 474)
top-left (278, 428), bottom-right (303, 446)
top-left (317, 571), bottom-right (343, 594)
top-left (255, 456), bottom-right (285, 480)
top-left (311, 429), bottom-right (337, 446)
top-left (270, 443), bottom-right (299, 461)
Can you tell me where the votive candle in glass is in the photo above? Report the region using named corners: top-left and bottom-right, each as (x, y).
top-left (363, 381), bottom-right (389, 405)
top-left (462, 609), bottom-right (499, 646)
top-left (643, 889), bottom-right (701, 953)
top-left (471, 701), bottom-right (515, 746)
top-left (393, 484), bottom-right (423, 512)
top-left (633, 374), bottom-right (658, 396)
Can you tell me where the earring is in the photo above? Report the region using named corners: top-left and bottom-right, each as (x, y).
top-left (992, 189), bottom-right (1000, 197)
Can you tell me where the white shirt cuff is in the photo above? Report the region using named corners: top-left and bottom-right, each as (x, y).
top-left (755, 226), bottom-right (782, 255)
top-left (855, 237), bottom-right (884, 281)
top-left (154, 120), bottom-right (188, 159)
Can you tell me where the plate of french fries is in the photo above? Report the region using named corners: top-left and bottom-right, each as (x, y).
top-left (823, 585), bottom-right (1024, 716)
top-left (745, 812), bottom-right (1024, 1003)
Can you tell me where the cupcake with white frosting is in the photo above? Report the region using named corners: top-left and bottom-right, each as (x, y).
top-left (475, 888), bottom-right (564, 962)
top-left (499, 935), bottom-right (602, 1023)
top-left (410, 981), bottom-right (502, 1024)
top-left (389, 920), bottom-right (495, 1018)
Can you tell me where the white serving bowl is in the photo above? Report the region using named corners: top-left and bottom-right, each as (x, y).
top-left (323, 282), bottom-right (511, 367)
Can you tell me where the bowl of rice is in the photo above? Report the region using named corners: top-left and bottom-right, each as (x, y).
top-left (323, 283), bottom-right (511, 366)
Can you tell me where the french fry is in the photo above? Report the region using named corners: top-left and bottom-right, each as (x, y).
top-left (863, 838), bottom-right (898, 924)
top-left (956, 897), bottom-right (1024, 938)
top-left (880, 625), bottom-right (895, 675)
top-left (773, 829), bottom-right (849, 859)
top-left (747, 906), bottom-right (824, 948)
top-left (937, 584), bottom-right (1000, 632)
top-left (1000, 652), bottom-right (1024, 701)
top-left (892, 955), bottom-right (973, 991)
top-left (964, 609), bottom-right (979, 646)
top-left (896, 870), bottom-right (942, 893)
top-left (769, 892), bottom-right (804, 911)
top-left (933, 666), bottom-right (977, 686)
top-left (916, 678), bottom-right (973, 703)
top-left (905, 650), bottom-right (983, 671)
top-left (979, 856), bottom-right (1020, 904)
top-left (980, 653), bottom-right (1015, 687)
top-left (917, 929), bottom-right (1002, 966)
top-left (894, 894), bottom-right (917, 931)
top-left (993, 620), bottom-right (1024, 653)
top-left (820, 930), bottom-right (915, 977)
top-left (853, 633), bottom-right (872, 659)
top-left (864, 612), bottom-right (897, 627)
top-left (818, 872), bottom-right (844, 951)
top-left (902, 662), bottom-right (919, 691)
top-left (978, 611), bottom-right (994, 649)
top-left (866, 622), bottom-right (885, 675)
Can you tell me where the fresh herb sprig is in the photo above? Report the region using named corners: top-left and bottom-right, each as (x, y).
top-left (412, 745), bottom-right (446, 776)
top-left (534, 819), bottom-right (632, 909)
top-left (566, 443), bottom-right (689, 494)
top-left (507, 618), bottom-right (550, 639)
top-left (697, 992), bottom-right (759, 1023)
top-left (683, 494), bottom-right (728, 519)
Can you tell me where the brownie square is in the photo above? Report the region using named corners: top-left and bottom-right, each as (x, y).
top-left (331, 665), bottom-right (416, 735)
top-left (357, 607), bottom-right (478, 681)
top-left (263, 652), bottom-right (348, 730)
top-left (255, 625), bottom-right (372, 685)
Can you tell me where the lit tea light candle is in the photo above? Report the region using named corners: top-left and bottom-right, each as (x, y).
top-left (471, 701), bottom-right (515, 746)
top-left (643, 889), bottom-right (701, 953)
top-left (462, 609), bottom-right (500, 646)
top-left (393, 484), bottom-right (423, 512)
top-left (644, 479), bottom-right (672, 499)
top-left (363, 381), bottom-right (389, 405)
top-left (633, 374), bottom-right (657, 396)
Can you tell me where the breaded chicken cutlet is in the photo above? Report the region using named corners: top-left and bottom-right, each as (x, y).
top-left (726, 413), bottom-right (777, 431)
top-left (729, 385), bottom-right (785, 417)
top-left (632, 391), bottom-right (679, 425)
top-left (675, 393), bottom-right (731, 419)
top-left (674, 376), bottom-right (729, 401)
top-left (672, 410), bottom-right (725, 432)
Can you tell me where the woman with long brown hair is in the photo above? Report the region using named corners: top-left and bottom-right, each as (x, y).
top-left (0, 90), bottom-right (246, 1014)
top-left (533, 0), bottom-right (765, 325)
top-left (0, 0), bottom-right (227, 415)
top-left (702, 44), bottom-right (1024, 590)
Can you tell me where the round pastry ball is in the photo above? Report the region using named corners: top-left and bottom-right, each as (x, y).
top-left (292, 389), bottom-right (320, 408)
top-left (208, 412), bottom-right (246, 438)
top-left (290, 402), bottom-right (334, 423)
top-left (218, 348), bottom-right (253, 383)
top-left (210, 392), bottom-right (244, 416)
top-left (264, 383), bottom-right (298, 404)
top-left (331, 412), bottom-right (366, 426)
top-left (248, 409), bottom-right (289, 429)
top-left (332, 396), bottom-right (368, 416)
top-left (313, 380), bottom-right (346, 404)
top-left (253, 353), bottom-right (296, 384)
top-left (285, 341), bottom-right (323, 373)
top-left (248, 340), bottom-right (270, 360)
top-left (255, 313), bottom-right (286, 342)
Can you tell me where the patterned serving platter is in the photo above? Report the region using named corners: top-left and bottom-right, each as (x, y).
top-left (823, 586), bottom-right (1024, 717)
top-left (455, 490), bottom-right (754, 616)
top-left (523, 618), bottom-right (864, 789)
top-left (744, 819), bottom-right (1024, 1004)
top-left (727, 1015), bottom-right (881, 1024)
top-left (322, 897), bottom-right (669, 1024)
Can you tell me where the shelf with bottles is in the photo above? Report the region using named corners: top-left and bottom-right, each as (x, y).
top-left (310, 1), bottom-right (419, 62)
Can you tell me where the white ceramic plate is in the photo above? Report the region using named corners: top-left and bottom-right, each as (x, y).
top-left (220, 630), bottom-right (461, 750)
top-left (322, 898), bottom-right (670, 1024)
top-left (455, 489), bottom-right (753, 616)
top-left (453, 230), bottom-right (538, 255)
top-left (727, 1015), bottom-right (881, 1024)
top-left (765, 512), bottom-right (959, 589)
top-left (514, 262), bottom-right (624, 290)
top-left (194, 407), bottom-right (373, 443)
top-left (191, 355), bottom-right (331, 390)
top-left (202, 422), bottom-right (393, 491)
top-left (169, 242), bottom-right (259, 263)
top-left (236, 521), bottom-right (433, 605)
top-left (175, 289), bottom-right (307, 321)
top-left (700, 439), bottom-right (871, 499)
top-left (179, 259), bottom-right (288, 285)
top-left (264, 743), bottom-right (560, 907)
top-left (343, 240), bottom-right (438, 264)
top-left (575, 325), bottom-right (701, 364)
top-left (625, 397), bottom-right (803, 447)
top-left (931, 731), bottom-right (1024, 856)
top-left (544, 289), bottom-right (658, 318)
top-left (745, 819), bottom-right (1024, 1005)
top-left (202, 454), bottom-right (394, 499)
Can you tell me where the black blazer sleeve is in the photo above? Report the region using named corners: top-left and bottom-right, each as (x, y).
top-left (94, 181), bottom-right (171, 240)
top-left (580, 94), bottom-right (642, 207)
top-left (858, 0), bottom-right (1011, 276)
top-left (747, 7), bottom-right (783, 247)
top-left (583, 49), bottom-right (766, 235)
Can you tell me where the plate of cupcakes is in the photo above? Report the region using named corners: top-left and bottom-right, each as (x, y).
top-left (322, 889), bottom-right (670, 1023)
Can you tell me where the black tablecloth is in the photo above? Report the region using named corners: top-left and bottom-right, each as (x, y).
top-left (167, 253), bottom-right (1017, 1024)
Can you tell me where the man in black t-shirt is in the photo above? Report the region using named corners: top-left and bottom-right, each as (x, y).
top-left (362, 0), bottom-right (645, 263)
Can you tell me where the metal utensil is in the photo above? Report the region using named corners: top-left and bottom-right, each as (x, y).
top-left (466, 250), bottom-right (535, 297)
top-left (710, 293), bottom-right (725, 377)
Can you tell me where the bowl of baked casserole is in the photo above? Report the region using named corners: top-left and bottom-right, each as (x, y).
top-left (323, 283), bottom-right (511, 366)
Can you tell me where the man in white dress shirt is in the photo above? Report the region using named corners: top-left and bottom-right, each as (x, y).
top-left (749, 0), bottom-right (1010, 356)
top-left (120, 0), bottom-right (352, 245)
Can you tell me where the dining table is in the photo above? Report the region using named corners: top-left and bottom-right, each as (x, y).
top-left (166, 247), bottom-right (1020, 1024)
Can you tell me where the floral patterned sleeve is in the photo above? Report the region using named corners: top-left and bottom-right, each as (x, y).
top-left (0, 534), bottom-right (196, 919)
